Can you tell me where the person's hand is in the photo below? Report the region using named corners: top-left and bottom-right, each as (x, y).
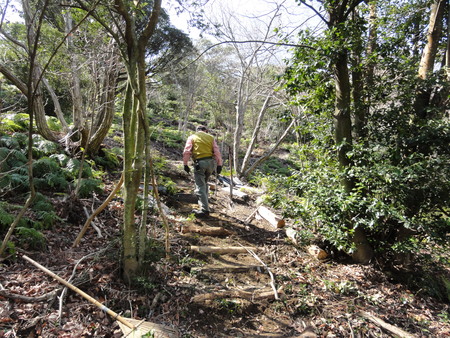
top-left (184, 165), bottom-right (190, 174)
top-left (216, 166), bottom-right (222, 175)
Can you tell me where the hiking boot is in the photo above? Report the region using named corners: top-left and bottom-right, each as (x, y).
top-left (194, 210), bottom-right (210, 218)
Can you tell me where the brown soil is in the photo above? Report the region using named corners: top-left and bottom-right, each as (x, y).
top-left (1, 154), bottom-right (449, 337)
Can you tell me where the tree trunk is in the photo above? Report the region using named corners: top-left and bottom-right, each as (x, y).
top-left (89, 42), bottom-right (120, 155)
top-left (240, 93), bottom-right (272, 174)
top-left (64, 9), bottom-right (89, 145)
top-left (328, 0), bottom-right (372, 263)
top-left (414, 0), bottom-right (445, 119)
top-left (22, 0), bottom-right (60, 143)
top-left (112, 0), bottom-right (162, 281)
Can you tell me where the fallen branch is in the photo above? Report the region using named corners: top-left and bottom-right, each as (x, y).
top-left (242, 245), bottom-right (279, 300)
top-left (359, 311), bottom-right (416, 338)
top-left (191, 264), bottom-right (264, 273)
top-left (191, 288), bottom-right (280, 303)
top-left (0, 288), bottom-right (60, 303)
top-left (189, 246), bottom-right (256, 255)
top-left (83, 207), bottom-right (102, 238)
top-left (73, 174), bottom-right (123, 247)
top-left (181, 225), bottom-right (232, 236)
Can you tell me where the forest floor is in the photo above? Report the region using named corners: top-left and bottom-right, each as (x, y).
top-left (1, 141), bottom-right (450, 337)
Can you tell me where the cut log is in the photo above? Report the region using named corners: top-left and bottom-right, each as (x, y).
top-left (257, 206), bottom-right (285, 228)
top-left (191, 264), bottom-right (264, 273)
top-left (181, 225), bottom-right (232, 236)
top-left (191, 288), bottom-right (280, 303)
top-left (118, 318), bottom-right (180, 338)
top-left (285, 228), bottom-right (298, 245)
top-left (359, 311), bottom-right (416, 338)
top-left (189, 246), bottom-right (256, 254)
top-left (220, 187), bottom-right (248, 199)
top-left (307, 245), bottom-right (328, 260)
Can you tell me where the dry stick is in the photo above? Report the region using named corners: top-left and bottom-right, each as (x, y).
top-left (58, 246), bottom-right (112, 322)
top-left (22, 255), bottom-right (135, 330)
top-left (73, 174), bottom-right (123, 247)
top-left (359, 311), bottom-right (416, 338)
top-left (228, 146), bottom-right (234, 210)
top-left (241, 245), bottom-right (279, 300)
top-left (148, 155), bottom-right (171, 254)
top-left (245, 207), bottom-right (260, 223)
top-left (83, 207), bottom-right (102, 238)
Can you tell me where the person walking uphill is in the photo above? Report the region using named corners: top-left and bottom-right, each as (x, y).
top-left (183, 125), bottom-right (223, 218)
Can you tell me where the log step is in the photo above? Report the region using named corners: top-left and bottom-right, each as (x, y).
top-left (189, 246), bottom-right (256, 255)
top-left (191, 264), bottom-right (264, 273)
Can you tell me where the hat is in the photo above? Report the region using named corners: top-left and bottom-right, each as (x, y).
top-left (196, 125), bottom-right (208, 132)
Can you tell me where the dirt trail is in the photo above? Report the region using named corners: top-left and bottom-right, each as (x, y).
top-left (166, 170), bottom-right (303, 337)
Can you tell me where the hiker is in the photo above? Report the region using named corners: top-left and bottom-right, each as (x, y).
top-left (183, 125), bottom-right (223, 217)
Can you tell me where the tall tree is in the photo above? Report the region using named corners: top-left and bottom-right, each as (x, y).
top-left (75, 0), bottom-right (162, 280)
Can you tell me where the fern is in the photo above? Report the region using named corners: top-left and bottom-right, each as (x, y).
top-left (36, 211), bottom-right (61, 229)
top-left (0, 116), bottom-right (25, 132)
top-left (0, 206), bottom-right (14, 232)
top-left (13, 132), bottom-right (28, 148)
top-left (50, 153), bottom-right (70, 167)
top-left (0, 147), bottom-right (27, 170)
top-left (0, 135), bottom-right (20, 149)
top-left (32, 193), bottom-right (54, 212)
top-left (16, 227), bottom-right (46, 250)
top-left (32, 136), bottom-right (60, 157)
top-left (34, 173), bottom-right (69, 191)
top-left (33, 157), bottom-right (61, 177)
top-left (33, 158), bottom-right (69, 192)
top-left (13, 113), bottom-right (30, 130)
top-left (47, 117), bottom-right (62, 132)
top-left (64, 158), bottom-right (93, 179)
top-left (77, 178), bottom-right (103, 198)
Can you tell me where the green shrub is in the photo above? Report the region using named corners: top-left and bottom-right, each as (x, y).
top-left (13, 132), bottom-right (29, 148)
top-left (35, 211), bottom-right (61, 228)
top-left (16, 227), bottom-right (46, 250)
top-left (32, 193), bottom-right (54, 212)
top-left (47, 116), bottom-right (62, 132)
top-left (0, 206), bottom-right (15, 232)
top-left (0, 114), bottom-right (26, 132)
top-left (93, 148), bottom-right (121, 170)
top-left (76, 178), bottom-right (103, 198)
top-left (49, 153), bottom-right (71, 167)
top-left (33, 157), bottom-right (69, 191)
top-left (63, 158), bottom-right (93, 179)
top-left (32, 135), bottom-right (60, 157)
top-left (0, 135), bottom-right (20, 149)
top-left (13, 113), bottom-right (30, 130)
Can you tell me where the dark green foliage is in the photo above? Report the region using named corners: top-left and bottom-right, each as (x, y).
top-left (49, 153), bottom-right (70, 167)
top-left (32, 157), bottom-right (69, 191)
top-left (76, 178), bottom-right (103, 198)
top-left (32, 134), bottom-right (61, 157)
top-left (63, 158), bottom-right (93, 179)
top-left (93, 148), bottom-right (121, 171)
top-left (0, 114), bottom-right (27, 132)
top-left (0, 146), bottom-right (29, 192)
top-left (0, 135), bottom-right (20, 149)
top-left (32, 192), bottom-right (54, 212)
top-left (150, 126), bottom-right (184, 149)
top-left (13, 113), bottom-right (30, 130)
top-left (0, 206), bottom-right (15, 232)
top-left (16, 227), bottom-right (46, 250)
